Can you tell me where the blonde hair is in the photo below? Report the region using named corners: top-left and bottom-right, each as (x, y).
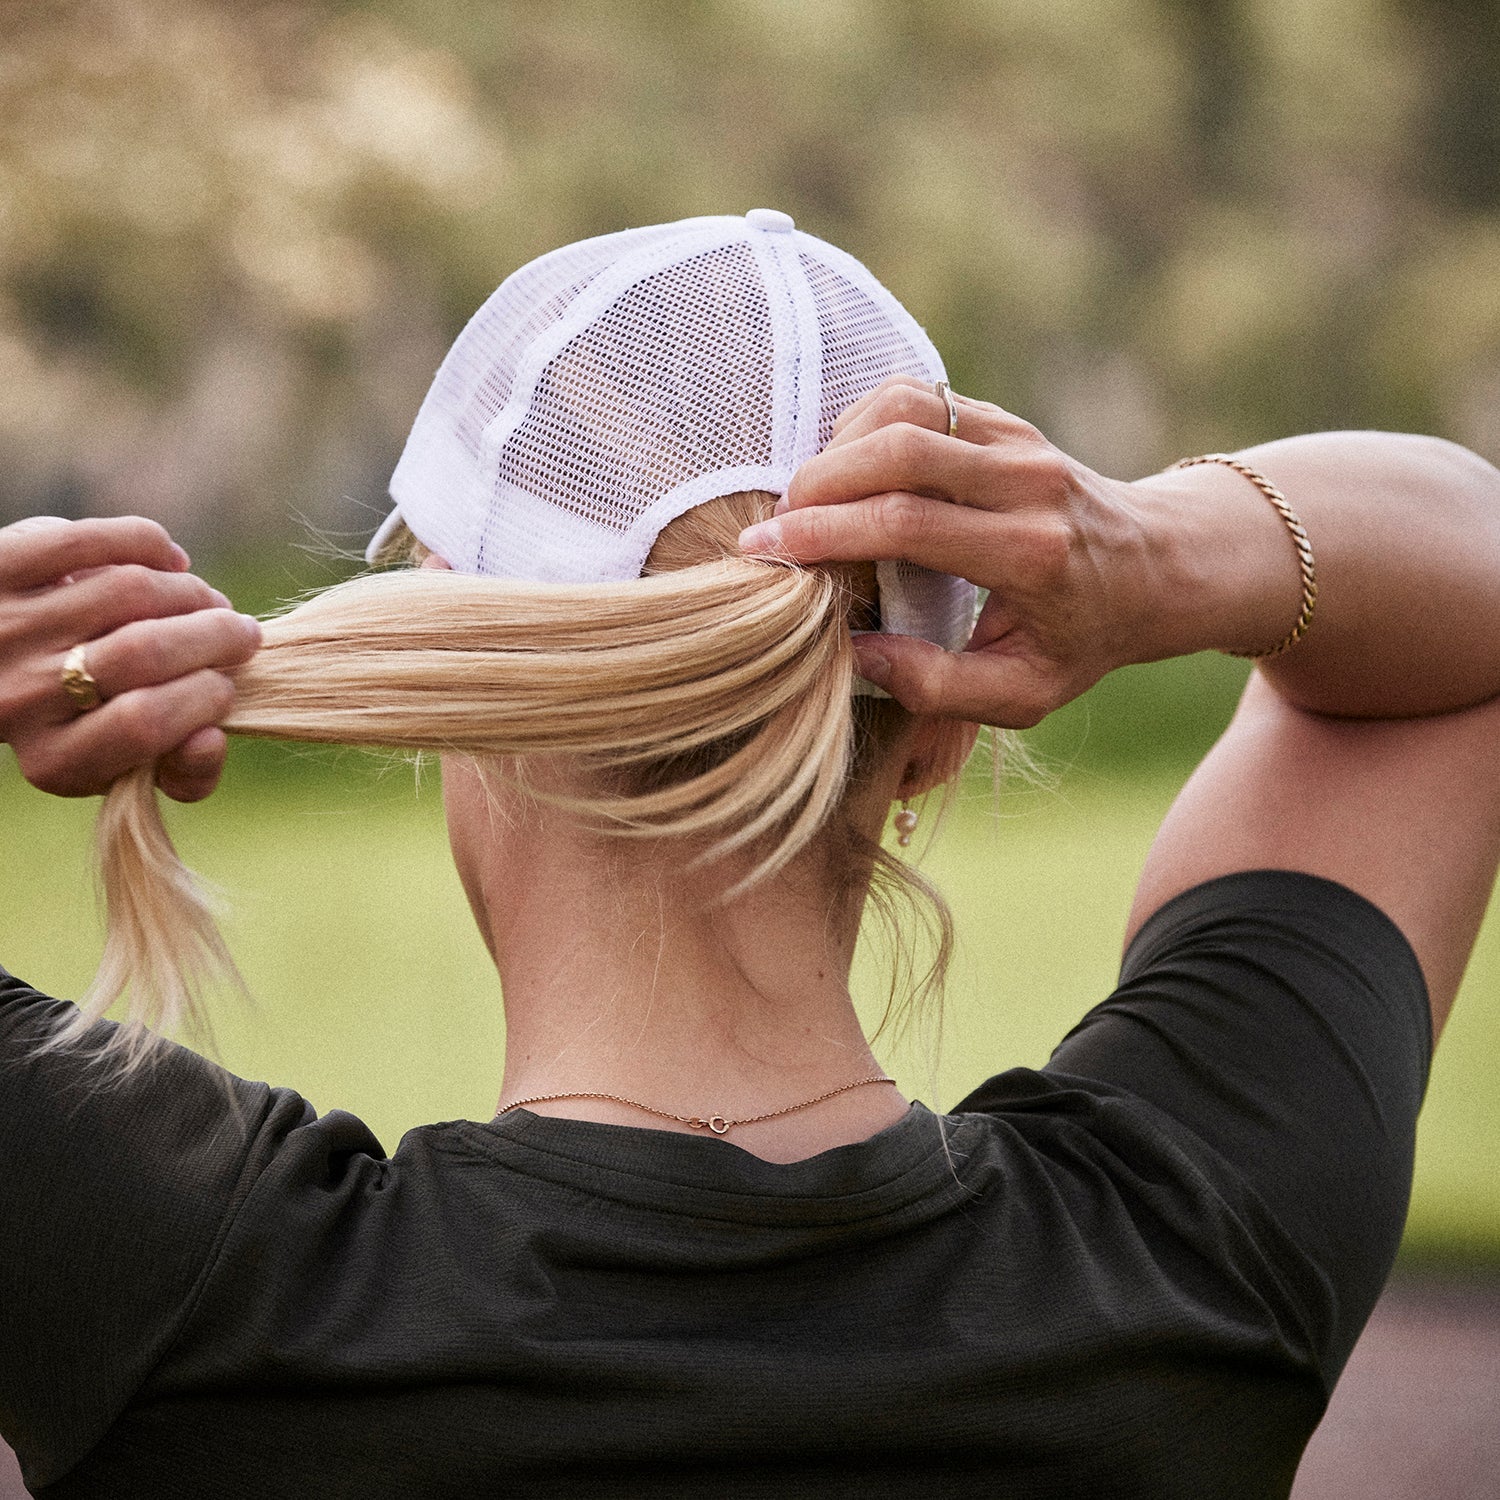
top-left (65, 492), bottom-right (961, 1067)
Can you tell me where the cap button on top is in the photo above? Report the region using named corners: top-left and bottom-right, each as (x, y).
top-left (746, 208), bottom-right (795, 234)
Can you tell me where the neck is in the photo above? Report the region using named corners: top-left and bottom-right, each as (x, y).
top-left (475, 822), bottom-right (907, 1163)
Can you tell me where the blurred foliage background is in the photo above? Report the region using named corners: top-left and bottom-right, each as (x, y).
top-left (2, 0), bottom-right (1499, 1259)
top-left (3, 0), bottom-right (1498, 562)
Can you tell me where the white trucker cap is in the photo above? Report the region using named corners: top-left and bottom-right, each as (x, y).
top-left (367, 209), bottom-right (977, 653)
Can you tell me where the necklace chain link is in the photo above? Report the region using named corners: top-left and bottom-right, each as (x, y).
top-left (498, 1076), bottom-right (897, 1135)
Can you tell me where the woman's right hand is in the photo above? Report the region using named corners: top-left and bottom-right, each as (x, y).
top-left (737, 378), bottom-right (1201, 727)
top-left (0, 516), bottom-right (261, 803)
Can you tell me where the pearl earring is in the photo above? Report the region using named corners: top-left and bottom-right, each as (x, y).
top-left (894, 799), bottom-right (919, 848)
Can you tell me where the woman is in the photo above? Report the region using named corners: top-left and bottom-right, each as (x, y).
top-left (2, 211), bottom-right (1499, 1498)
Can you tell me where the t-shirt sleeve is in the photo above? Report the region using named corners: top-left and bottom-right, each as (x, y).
top-left (0, 967), bottom-right (311, 1479)
top-left (1042, 869), bottom-right (1432, 1382)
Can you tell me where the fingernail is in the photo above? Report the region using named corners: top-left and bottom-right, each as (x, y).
top-left (853, 638), bottom-right (892, 689)
top-left (738, 519), bottom-right (785, 556)
top-left (237, 612), bottom-right (262, 640)
top-left (772, 495), bottom-right (790, 516)
top-left (171, 543), bottom-right (191, 570)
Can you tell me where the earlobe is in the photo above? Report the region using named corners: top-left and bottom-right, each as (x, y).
top-left (898, 717), bottom-right (982, 799)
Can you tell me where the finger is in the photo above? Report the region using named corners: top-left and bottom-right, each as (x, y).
top-left (788, 422), bottom-right (1068, 517)
top-left (82, 609), bottom-right (261, 700)
top-left (156, 725), bottom-right (228, 803)
top-left (16, 670), bottom-right (236, 798)
top-left (31, 564), bottom-right (230, 644)
top-left (830, 386), bottom-right (1012, 453)
top-left (6, 517), bottom-right (72, 536)
top-left (787, 424), bottom-right (986, 511)
top-left (852, 634), bottom-right (1059, 728)
top-left (827, 378), bottom-right (1034, 452)
top-left (828, 376), bottom-right (935, 443)
top-left (828, 390), bottom-right (952, 457)
top-left (0, 516), bottom-right (190, 589)
top-left (741, 491), bottom-right (1007, 579)
top-left (829, 379), bottom-right (973, 450)
top-left (776, 383), bottom-right (1013, 518)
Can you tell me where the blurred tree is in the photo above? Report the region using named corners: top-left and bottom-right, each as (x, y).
top-left (0, 0), bottom-right (1495, 563)
top-left (1407, 0), bottom-right (1500, 213)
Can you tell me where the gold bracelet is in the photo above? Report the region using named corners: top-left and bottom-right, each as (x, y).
top-left (1171, 453), bottom-right (1317, 659)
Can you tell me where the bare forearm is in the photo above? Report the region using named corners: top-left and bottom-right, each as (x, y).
top-left (1137, 432), bottom-right (1500, 718)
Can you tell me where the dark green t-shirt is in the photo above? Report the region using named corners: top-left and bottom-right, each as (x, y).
top-left (1, 872), bottom-right (1430, 1498)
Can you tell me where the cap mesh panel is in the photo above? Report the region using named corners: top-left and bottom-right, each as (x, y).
top-left (491, 244), bottom-right (774, 542)
top-left (803, 253), bottom-right (935, 449)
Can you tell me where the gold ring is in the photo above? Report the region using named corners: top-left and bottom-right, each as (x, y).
top-left (934, 379), bottom-right (959, 439)
top-left (60, 644), bottom-right (102, 711)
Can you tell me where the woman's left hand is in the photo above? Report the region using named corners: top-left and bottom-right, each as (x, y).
top-left (0, 516), bottom-right (262, 802)
top-left (738, 377), bottom-right (1178, 727)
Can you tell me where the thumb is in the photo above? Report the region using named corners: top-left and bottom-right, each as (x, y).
top-left (853, 633), bottom-right (1055, 728)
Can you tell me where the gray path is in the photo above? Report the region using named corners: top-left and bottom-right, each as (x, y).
top-left (1291, 1275), bottom-right (1500, 1499)
top-left (3, 1274), bottom-right (1497, 1497)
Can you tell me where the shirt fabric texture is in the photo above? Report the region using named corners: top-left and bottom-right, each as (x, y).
top-left (0, 870), bottom-right (1431, 1498)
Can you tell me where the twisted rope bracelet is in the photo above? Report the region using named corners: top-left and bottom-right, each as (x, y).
top-left (1172, 453), bottom-right (1318, 660)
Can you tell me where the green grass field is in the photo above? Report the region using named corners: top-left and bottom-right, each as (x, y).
top-left (3, 744), bottom-right (1497, 1263)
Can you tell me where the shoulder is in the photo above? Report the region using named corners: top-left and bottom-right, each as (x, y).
top-left (0, 968), bottom-right (295, 1479)
top-left (986, 870), bottom-right (1429, 1384)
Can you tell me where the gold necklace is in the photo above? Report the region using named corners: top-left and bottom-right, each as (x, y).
top-left (498, 1076), bottom-right (898, 1136)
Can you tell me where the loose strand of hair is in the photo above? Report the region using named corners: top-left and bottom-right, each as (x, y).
top-left (45, 765), bottom-right (242, 1072)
